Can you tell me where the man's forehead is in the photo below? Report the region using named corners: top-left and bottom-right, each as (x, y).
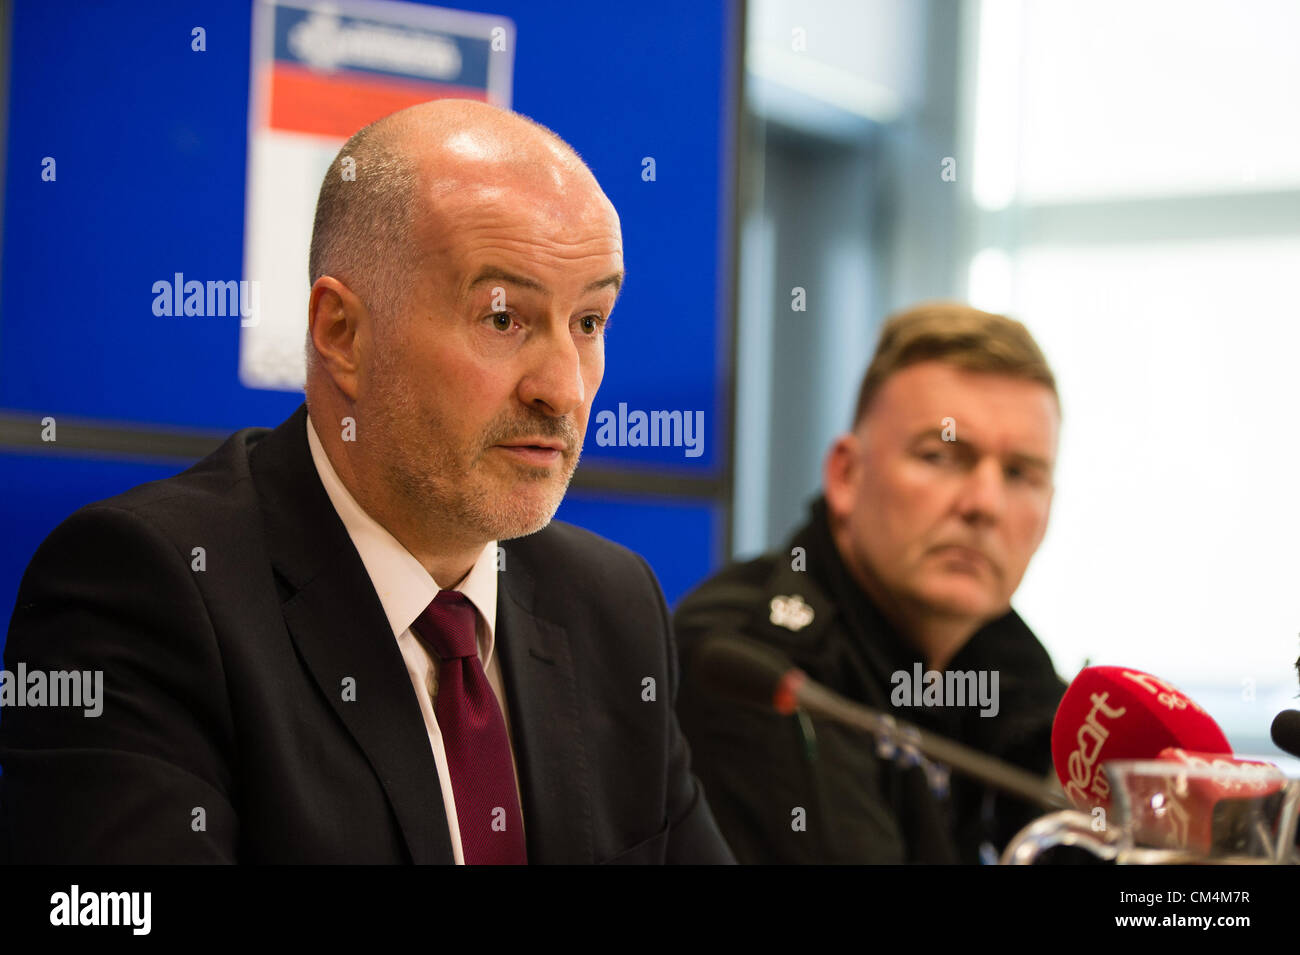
top-left (867, 362), bottom-right (1060, 450)
top-left (421, 174), bottom-right (620, 239)
top-left (451, 237), bottom-right (624, 303)
top-left (392, 124), bottom-right (624, 299)
top-left (411, 182), bottom-right (621, 278)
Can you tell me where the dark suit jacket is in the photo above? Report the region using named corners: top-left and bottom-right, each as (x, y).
top-left (0, 403), bottom-right (733, 864)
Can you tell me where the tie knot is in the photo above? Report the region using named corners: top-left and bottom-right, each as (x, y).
top-left (412, 590), bottom-right (478, 660)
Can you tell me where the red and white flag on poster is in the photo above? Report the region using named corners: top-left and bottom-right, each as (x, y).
top-left (241, 0), bottom-right (514, 390)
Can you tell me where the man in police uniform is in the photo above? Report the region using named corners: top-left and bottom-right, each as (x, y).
top-left (674, 302), bottom-right (1067, 863)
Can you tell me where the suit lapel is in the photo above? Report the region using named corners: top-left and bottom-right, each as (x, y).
top-left (494, 549), bottom-right (595, 863)
top-left (249, 403), bottom-right (454, 864)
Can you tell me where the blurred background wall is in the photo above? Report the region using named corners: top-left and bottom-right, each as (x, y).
top-left (736, 0), bottom-right (1300, 754)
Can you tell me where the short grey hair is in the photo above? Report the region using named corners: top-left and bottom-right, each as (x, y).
top-left (307, 120), bottom-right (420, 330)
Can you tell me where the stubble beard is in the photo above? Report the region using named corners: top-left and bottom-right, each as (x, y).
top-left (365, 364), bottom-right (581, 548)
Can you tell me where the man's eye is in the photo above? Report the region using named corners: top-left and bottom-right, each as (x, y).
top-left (488, 312), bottom-right (513, 332)
top-left (578, 314), bottom-right (604, 335)
top-left (1007, 465), bottom-right (1045, 486)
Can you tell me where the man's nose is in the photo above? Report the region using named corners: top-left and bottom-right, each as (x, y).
top-left (955, 456), bottom-right (1006, 524)
top-left (518, 323), bottom-right (585, 416)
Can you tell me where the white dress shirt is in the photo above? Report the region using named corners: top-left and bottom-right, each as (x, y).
top-left (305, 413), bottom-right (521, 864)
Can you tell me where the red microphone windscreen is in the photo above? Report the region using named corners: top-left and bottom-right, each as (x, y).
top-left (1051, 666), bottom-right (1231, 809)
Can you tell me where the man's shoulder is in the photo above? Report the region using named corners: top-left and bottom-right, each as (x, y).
top-left (96, 426), bottom-right (266, 511)
top-left (672, 547), bottom-right (836, 656)
top-left (674, 551), bottom-right (779, 625)
top-left (23, 424), bottom-right (274, 580)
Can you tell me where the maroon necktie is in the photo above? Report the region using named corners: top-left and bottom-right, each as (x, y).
top-left (411, 590), bottom-right (527, 864)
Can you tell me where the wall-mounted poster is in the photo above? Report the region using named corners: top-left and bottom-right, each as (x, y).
top-left (241, 0), bottom-right (515, 390)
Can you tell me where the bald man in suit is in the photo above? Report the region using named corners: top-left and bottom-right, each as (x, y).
top-left (1, 100), bottom-right (733, 865)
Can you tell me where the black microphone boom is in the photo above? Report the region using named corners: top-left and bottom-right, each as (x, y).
top-left (1270, 709), bottom-right (1300, 760)
top-left (693, 633), bottom-right (1068, 811)
top-left (691, 633), bottom-right (794, 711)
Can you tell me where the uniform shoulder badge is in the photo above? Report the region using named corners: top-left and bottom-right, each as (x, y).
top-left (769, 594), bottom-right (815, 632)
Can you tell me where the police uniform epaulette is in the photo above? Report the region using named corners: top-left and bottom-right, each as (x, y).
top-left (751, 552), bottom-right (836, 650)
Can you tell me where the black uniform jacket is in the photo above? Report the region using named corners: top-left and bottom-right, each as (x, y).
top-left (673, 496), bottom-right (1065, 863)
top-left (0, 403), bottom-right (734, 864)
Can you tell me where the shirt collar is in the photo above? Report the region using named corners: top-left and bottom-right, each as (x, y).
top-left (305, 412), bottom-right (498, 665)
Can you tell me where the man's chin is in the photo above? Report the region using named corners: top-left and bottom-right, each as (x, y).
top-left (479, 485), bottom-right (569, 541)
top-left (493, 510), bottom-right (555, 542)
top-left (913, 581), bottom-right (1006, 621)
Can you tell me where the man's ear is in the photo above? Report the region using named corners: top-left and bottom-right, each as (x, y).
top-left (823, 432), bottom-right (860, 523)
top-left (307, 276), bottom-right (370, 402)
